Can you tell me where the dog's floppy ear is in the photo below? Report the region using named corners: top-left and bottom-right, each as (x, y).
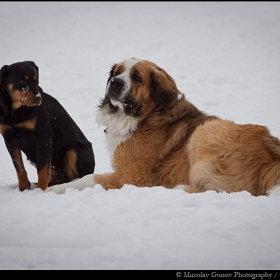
top-left (0, 65), bottom-right (9, 85)
top-left (26, 61), bottom-right (39, 81)
top-left (150, 67), bottom-right (179, 109)
top-left (107, 63), bottom-right (116, 85)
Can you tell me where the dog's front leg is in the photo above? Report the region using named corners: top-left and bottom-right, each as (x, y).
top-left (4, 140), bottom-right (30, 191)
top-left (45, 172), bottom-right (123, 194)
top-left (94, 173), bottom-right (123, 190)
top-left (45, 173), bottom-right (123, 194)
top-left (36, 135), bottom-right (52, 191)
top-left (45, 174), bottom-right (95, 194)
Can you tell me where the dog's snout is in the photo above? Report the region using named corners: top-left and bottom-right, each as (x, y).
top-left (110, 77), bottom-right (124, 90)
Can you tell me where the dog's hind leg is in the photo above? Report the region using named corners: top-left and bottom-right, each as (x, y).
top-left (65, 144), bottom-right (95, 178)
top-left (74, 147), bottom-right (95, 177)
top-left (187, 159), bottom-right (226, 193)
top-left (63, 146), bottom-right (95, 181)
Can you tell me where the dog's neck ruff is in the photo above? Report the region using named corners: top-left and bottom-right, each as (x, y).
top-left (96, 109), bottom-right (138, 160)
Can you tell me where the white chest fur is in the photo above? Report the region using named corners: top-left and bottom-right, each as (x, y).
top-left (96, 109), bottom-right (138, 160)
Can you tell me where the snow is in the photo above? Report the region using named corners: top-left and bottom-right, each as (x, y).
top-left (0, 2), bottom-right (280, 270)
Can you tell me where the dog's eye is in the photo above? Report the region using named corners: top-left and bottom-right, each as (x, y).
top-left (114, 71), bottom-right (120, 76)
top-left (133, 75), bottom-right (142, 83)
top-left (20, 80), bottom-right (26, 85)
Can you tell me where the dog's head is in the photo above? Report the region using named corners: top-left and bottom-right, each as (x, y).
top-left (0, 61), bottom-right (42, 109)
top-left (100, 58), bottom-right (179, 119)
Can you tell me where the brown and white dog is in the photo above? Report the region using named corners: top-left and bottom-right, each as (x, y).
top-left (45, 58), bottom-right (280, 196)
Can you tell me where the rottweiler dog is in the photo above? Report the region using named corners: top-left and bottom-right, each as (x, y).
top-left (0, 61), bottom-right (95, 191)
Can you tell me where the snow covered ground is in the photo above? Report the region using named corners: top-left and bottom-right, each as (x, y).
top-left (0, 2), bottom-right (280, 270)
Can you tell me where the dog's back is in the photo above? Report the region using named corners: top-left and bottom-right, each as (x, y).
top-left (187, 119), bottom-right (280, 196)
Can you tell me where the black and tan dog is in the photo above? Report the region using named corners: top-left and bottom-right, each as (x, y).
top-left (0, 61), bottom-right (95, 191)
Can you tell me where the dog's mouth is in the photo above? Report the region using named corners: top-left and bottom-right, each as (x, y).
top-left (102, 92), bottom-right (140, 118)
top-left (11, 90), bottom-right (42, 109)
top-left (19, 98), bottom-right (41, 107)
top-left (107, 97), bottom-right (117, 109)
top-left (104, 95), bottom-right (124, 111)
top-left (19, 92), bottom-right (42, 107)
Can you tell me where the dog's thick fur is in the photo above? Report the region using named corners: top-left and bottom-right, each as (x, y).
top-left (0, 61), bottom-right (95, 191)
top-left (46, 58), bottom-right (280, 196)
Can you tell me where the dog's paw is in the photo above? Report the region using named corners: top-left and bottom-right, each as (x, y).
top-left (44, 184), bottom-right (68, 194)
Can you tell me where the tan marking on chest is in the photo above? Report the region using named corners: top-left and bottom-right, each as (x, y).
top-left (0, 124), bottom-right (11, 134)
top-left (15, 118), bottom-right (37, 130)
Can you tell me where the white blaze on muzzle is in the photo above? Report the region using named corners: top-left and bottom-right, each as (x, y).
top-left (106, 58), bottom-right (141, 102)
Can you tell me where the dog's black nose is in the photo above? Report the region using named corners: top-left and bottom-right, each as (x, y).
top-left (110, 77), bottom-right (124, 90)
top-left (35, 92), bottom-right (42, 103)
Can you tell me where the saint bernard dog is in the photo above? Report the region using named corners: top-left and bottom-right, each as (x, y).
top-left (45, 58), bottom-right (280, 196)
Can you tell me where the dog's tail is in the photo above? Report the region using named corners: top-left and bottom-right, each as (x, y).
top-left (260, 135), bottom-right (280, 196)
top-left (259, 136), bottom-right (280, 196)
top-left (261, 160), bottom-right (280, 197)
top-left (260, 163), bottom-right (280, 196)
